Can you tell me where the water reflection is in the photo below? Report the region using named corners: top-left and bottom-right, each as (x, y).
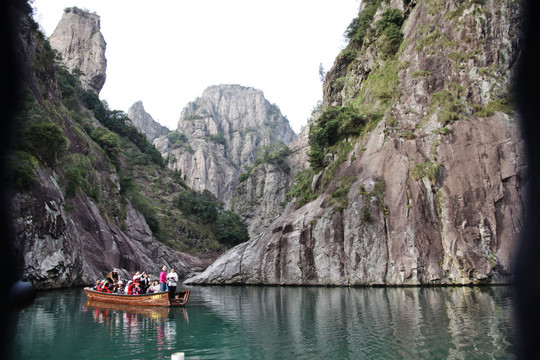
top-left (83, 300), bottom-right (190, 348)
top-left (13, 286), bottom-right (516, 359)
top-left (84, 300), bottom-right (175, 320)
top-left (189, 285), bottom-right (516, 359)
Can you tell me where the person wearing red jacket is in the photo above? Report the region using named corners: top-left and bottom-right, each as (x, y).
top-left (96, 280), bottom-right (105, 292)
top-left (126, 281), bottom-right (141, 295)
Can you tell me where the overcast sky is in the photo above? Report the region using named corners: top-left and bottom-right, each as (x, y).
top-left (32, 0), bottom-right (359, 133)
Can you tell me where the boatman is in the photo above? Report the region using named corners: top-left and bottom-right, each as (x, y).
top-left (167, 268), bottom-right (179, 299)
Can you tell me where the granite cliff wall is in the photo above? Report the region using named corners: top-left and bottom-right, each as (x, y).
top-left (155, 84), bottom-right (297, 205)
top-left (187, 0), bottom-right (526, 286)
top-left (11, 8), bottom-right (191, 289)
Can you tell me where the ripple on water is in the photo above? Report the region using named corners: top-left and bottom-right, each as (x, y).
top-left (12, 286), bottom-right (517, 360)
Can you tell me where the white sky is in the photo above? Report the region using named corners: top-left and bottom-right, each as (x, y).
top-left (32, 0), bottom-right (359, 133)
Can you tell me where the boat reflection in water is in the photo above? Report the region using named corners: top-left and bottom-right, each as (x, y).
top-left (84, 300), bottom-right (189, 321)
top-left (83, 299), bottom-right (190, 349)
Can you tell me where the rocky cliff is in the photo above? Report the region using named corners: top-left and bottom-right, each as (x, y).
top-left (230, 122), bottom-right (311, 238)
top-left (186, 0), bottom-right (526, 286)
top-left (49, 7), bottom-right (107, 94)
top-left (12, 169), bottom-right (190, 289)
top-left (128, 101), bottom-right (170, 142)
top-left (155, 84), bottom-right (297, 205)
top-left (9, 8), bottom-right (193, 289)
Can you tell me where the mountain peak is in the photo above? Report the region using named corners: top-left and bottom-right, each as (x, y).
top-left (49, 6), bottom-right (107, 94)
top-left (128, 101), bottom-right (170, 142)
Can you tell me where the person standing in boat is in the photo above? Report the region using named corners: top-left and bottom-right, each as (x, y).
top-left (167, 268), bottom-right (178, 299)
top-left (159, 266), bottom-right (168, 292)
top-left (132, 271), bottom-right (142, 283)
top-left (139, 272), bottom-right (149, 294)
top-left (106, 269), bottom-right (120, 285)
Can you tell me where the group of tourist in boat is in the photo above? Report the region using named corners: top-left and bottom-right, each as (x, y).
top-left (92, 266), bottom-right (179, 299)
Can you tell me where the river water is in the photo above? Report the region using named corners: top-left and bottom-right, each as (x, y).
top-left (11, 285), bottom-right (516, 359)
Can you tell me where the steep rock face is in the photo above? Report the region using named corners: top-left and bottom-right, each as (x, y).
top-left (186, 0), bottom-right (526, 286)
top-left (155, 84), bottom-right (296, 205)
top-left (128, 101), bottom-right (170, 141)
top-left (11, 8), bottom-right (192, 290)
top-left (12, 167), bottom-right (191, 289)
top-left (49, 7), bottom-right (107, 94)
top-left (231, 121), bottom-right (311, 238)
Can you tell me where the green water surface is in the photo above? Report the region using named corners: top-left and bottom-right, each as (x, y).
top-left (11, 285), bottom-right (517, 359)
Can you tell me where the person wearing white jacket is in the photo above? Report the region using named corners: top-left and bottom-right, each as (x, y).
top-left (167, 268), bottom-right (179, 299)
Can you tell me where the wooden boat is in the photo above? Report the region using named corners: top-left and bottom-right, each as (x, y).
top-left (84, 287), bottom-right (190, 307)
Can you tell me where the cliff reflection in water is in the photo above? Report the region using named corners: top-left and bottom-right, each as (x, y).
top-left (14, 286), bottom-right (516, 359)
top-left (194, 285), bottom-right (516, 358)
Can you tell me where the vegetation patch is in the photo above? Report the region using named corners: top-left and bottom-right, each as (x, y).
top-left (25, 121), bottom-right (68, 168)
top-left (177, 189), bottom-right (249, 246)
top-left (184, 113), bottom-right (204, 120)
top-left (426, 82), bottom-right (467, 125)
top-left (411, 70), bottom-right (432, 78)
top-left (308, 105), bottom-right (369, 171)
top-left (354, 59), bottom-right (401, 108)
top-left (376, 8), bottom-right (405, 57)
top-left (330, 176), bottom-right (357, 212)
top-left (7, 151), bottom-right (39, 192)
top-left (345, 0), bottom-right (383, 47)
top-left (472, 97), bottom-right (515, 117)
top-left (81, 90), bottom-right (164, 167)
top-left (432, 127), bottom-right (453, 135)
top-left (360, 180), bottom-right (388, 223)
top-left (320, 141), bottom-right (354, 190)
top-left (168, 131), bottom-right (188, 147)
top-left (65, 155), bottom-right (91, 198)
top-left (411, 161), bottom-right (441, 184)
top-left (286, 169), bottom-right (319, 208)
top-left (208, 132), bottom-right (227, 146)
top-left (238, 143), bottom-right (290, 183)
top-left (129, 191), bottom-right (161, 234)
top-left (90, 127), bottom-right (121, 166)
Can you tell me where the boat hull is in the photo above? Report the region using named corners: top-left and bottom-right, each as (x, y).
top-left (84, 288), bottom-right (190, 307)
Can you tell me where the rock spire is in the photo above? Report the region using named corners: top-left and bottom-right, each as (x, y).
top-left (49, 7), bottom-right (107, 94)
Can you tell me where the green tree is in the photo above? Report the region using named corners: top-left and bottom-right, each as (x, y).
top-left (177, 189), bottom-right (222, 224)
top-left (376, 8), bottom-right (404, 32)
top-left (345, 0), bottom-right (382, 46)
top-left (215, 211), bottom-right (249, 246)
top-left (377, 9), bottom-right (404, 57)
top-left (308, 105), bottom-right (365, 170)
top-left (65, 164), bottom-right (85, 198)
top-left (90, 127), bottom-right (121, 164)
top-left (7, 151), bottom-right (38, 192)
top-left (168, 131), bottom-right (187, 147)
top-left (25, 122), bottom-right (68, 167)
